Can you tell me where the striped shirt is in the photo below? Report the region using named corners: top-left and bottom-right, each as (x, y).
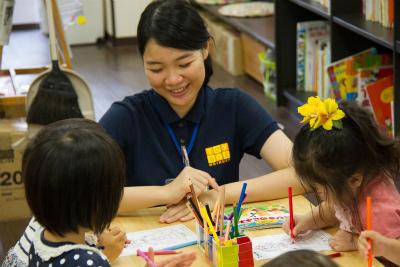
top-left (2, 217), bottom-right (42, 267)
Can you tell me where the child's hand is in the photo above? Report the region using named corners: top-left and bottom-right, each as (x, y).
top-left (329, 229), bottom-right (358, 251)
top-left (145, 247), bottom-right (197, 267)
top-left (98, 226), bottom-right (127, 261)
top-left (282, 214), bottom-right (309, 238)
top-left (358, 230), bottom-right (388, 258)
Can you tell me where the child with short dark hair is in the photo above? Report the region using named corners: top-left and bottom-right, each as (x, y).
top-left (23, 119), bottom-right (125, 266)
top-left (16, 119), bottom-right (196, 267)
top-left (283, 98), bottom-right (400, 253)
top-left (261, 250), bottom-right (338, 267)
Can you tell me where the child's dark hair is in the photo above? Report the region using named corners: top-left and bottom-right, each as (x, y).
top-left (137, 0), bottom-right (213, 87)
top-left (261, 250), bottom-right (338, 267)
top-left (293, 101), bottom-right (400, 229)
top-left (23, 118), bottom-right (125, 236)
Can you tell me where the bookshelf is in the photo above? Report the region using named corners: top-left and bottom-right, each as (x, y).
top-left (276, 0), bottom-right (400, 135)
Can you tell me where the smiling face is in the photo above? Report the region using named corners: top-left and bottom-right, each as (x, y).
top-left (143, 39), bottom-right (209, 118)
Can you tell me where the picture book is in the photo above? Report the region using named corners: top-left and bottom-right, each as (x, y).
top-left (225, 204), bottom-right (289, 231)
top-left (120, 224), bottom-right (197, 257)
top-left (296, 21), bottom-right (329, 92)
top-left (326, 48), bottom-right (391, 101)
top-left (356, 65), bottom-right (393, 110)
top-left (365, 75), bottom-right (394, 137)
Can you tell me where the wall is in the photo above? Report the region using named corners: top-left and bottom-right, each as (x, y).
top-left (12, 0), bottom-right (41, 25)
top-left (105, 0), bottom-right (151, 38)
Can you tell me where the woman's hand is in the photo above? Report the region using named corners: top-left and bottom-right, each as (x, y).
top-left (282, 214), bottom-right (310, 238)
top-left (145, 247), bottom-right (197, 267)
top-left (98, 227), bottom-right (127, 261)
top-left (164, 167), bottom-right (219, 205)
top-left (160, 200), bottom-right (194, 223)
top-left (159, 188), bottom-right (219, 223)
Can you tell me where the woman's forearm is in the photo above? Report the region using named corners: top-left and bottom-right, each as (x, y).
top-left (118, 186), bottom-right (169, 213)
top-left (224, 167), bottom-right (303, 204)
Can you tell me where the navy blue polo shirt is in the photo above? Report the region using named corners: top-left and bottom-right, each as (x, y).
top-left (99, 86), bottom-right (279, 186)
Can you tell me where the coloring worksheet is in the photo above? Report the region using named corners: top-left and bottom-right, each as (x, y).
top-left (120, 224), bottom-right (197, 257)
top-left (251, 230), bottom-right (332, 260)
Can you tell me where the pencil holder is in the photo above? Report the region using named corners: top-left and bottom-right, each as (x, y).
top-left (196, 223), bottom-right (254, 267)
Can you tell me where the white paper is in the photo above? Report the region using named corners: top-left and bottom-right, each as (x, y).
top-left (251, 230), bottom-right (332, 260)
top-left (120, 224), bottom-right (197, 257)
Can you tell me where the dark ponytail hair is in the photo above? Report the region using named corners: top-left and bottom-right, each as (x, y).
top-left (137, 0), bottom-right (213, 87)
top-left (293, 101), bottom-right (400, 230)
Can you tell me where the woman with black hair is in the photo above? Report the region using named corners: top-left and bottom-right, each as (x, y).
top-left (100, 0), bottom-right (300, 223)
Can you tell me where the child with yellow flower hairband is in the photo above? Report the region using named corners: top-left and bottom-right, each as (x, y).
top-left (282, 97), bottom-right (400, 260)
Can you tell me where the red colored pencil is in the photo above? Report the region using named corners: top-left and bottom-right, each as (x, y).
top-left (288, 186), bottom-right (294, 240)
top-left (367, 196), bottom-right (372, 267)
top-left (328, 252), bottom-right (341, 258)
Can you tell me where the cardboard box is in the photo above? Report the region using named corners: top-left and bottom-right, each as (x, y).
top-left (0, 118), bottom-right (31, 221)
top-left (201, 12), bottom-right (244, 76)
top-left (0, 75), bottom-right (27, 119)
top-left (241, 33), bottom-right (267, 83)
top-left (0, 96), bottom-right (26, 119)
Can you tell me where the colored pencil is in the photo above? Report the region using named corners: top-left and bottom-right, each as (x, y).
top-left (181, 145), bottom-right (190, 167)
top-left (212, 199), bottom-right (220, 219)
top-left (236, 182), bottom-right (247, 214)
top-left (288, 186), bottom-right (294, 240)
top-left (186, 195), bottom-right (203, 227)
top-left (141, 250), bottom-right (181, 256)
top-left (367, 196), bottom-right (372, 267)
top-left (214, 205), bottom-right (220, 232)
top-left (200, 207), bottom-right (219, 244)
top-left (137, 249), bottom-right (157, 267)
top-left (328, 252), bottom-right (341, 258)
top-left (224, 219), bottom-right (231, 241)
top-left (162, 241), bottom-right (197, 250)
top-left (219, 186), bottom-right (226, 235)
top-left (205, 203), bottom-right (214, 225)
top-left (188, 182), bottom-right (200, 211)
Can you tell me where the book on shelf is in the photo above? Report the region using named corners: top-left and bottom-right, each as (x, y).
top-left (296, 20), bottom-right (330, 97)
top-left (362, 0), bottom-right (394, 28)
top-left (365, 75), bottom-right (394, 137)
top-left (311, 0), bottom-right (330, 11)
top-left (357, 65), bottom-right (393, 111)
top-left (326, 48), bottom-right (392, 101)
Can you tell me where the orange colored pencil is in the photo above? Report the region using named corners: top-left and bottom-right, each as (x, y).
top-left (366, 196), bottom-right (372, 267)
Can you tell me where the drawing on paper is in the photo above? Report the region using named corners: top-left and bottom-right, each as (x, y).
top-left (251, 230), bottom-right (332, 260)
top-left (120, 224), bottom-right (197, 257)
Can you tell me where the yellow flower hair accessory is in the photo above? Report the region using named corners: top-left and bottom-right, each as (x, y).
top-left (298, 96), bottom-right (345, 130)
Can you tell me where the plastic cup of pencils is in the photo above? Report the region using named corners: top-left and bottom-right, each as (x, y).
top-left (196, 222), bottom-right (254, 267)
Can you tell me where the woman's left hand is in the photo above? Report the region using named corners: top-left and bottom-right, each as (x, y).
top-left (159, 200), bottom-right (194, 223)
top-left (159, 189), bottom-right (219, 223)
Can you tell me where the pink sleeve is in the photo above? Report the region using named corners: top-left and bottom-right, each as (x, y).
top-left (360, 200), bottom-right (400, 238)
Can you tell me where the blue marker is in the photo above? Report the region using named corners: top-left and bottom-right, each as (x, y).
top-left (162, 240), bottom-right (197, 251)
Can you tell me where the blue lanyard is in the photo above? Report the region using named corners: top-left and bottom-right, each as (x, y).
top-left (166, 122), bottom-right (199, 158)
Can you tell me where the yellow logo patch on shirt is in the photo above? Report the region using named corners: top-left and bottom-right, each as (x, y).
top-left (205, 143), bottom-right (230, 166)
